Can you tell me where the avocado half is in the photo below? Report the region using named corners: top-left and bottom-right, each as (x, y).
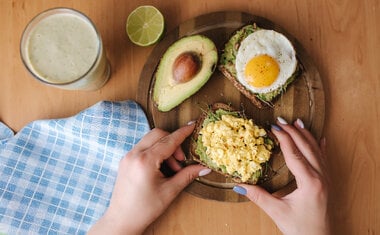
top-left (153, 35), bottom-right (218, 112)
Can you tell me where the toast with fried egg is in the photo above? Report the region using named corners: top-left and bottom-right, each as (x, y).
top-left (219, 23), bottom-right (300, 108)
top-left (189, 103), bottom-right (276, 184)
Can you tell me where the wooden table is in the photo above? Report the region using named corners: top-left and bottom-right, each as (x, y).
top-left (1, 0), bottom-right (379, 234)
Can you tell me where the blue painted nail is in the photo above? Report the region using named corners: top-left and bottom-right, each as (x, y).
top-left (271, 124), bottom-right (282, 131)
top-left (233, 186), bottom-right (247, 195)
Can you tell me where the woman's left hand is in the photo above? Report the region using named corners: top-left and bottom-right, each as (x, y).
top-left (88, 123), bottom-right (210, 235)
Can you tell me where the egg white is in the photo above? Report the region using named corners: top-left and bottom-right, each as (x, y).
top-left (235, 29), bottom-right (297, 94)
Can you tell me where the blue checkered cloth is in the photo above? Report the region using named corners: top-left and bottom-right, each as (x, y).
top-left (0, 100), bottom-right (150, 234)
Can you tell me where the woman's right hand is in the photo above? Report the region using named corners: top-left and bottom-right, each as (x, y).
top-left (233, 117), bottom-right (330, 235)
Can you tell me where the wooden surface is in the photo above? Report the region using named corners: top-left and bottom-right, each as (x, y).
top-left (137, 11), bottom-right (325, 202)
top-left (0, 1), bottom-right (379, 234)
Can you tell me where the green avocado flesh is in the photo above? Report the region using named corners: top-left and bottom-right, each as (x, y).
top-left (194, 108), bottom-right (274, 184)
top-left (153, 35), bottom-right (218, 112)
top-left (219, 24), bottom-right (299, 103)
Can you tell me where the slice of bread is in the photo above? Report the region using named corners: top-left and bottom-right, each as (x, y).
top-left (188, 103), bottom-right (276, 184)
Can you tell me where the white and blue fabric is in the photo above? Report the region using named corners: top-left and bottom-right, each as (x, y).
top-left (0, 100), bottom-right (150, 234)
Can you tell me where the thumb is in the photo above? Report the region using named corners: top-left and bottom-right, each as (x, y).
top-left (234, 184), bottom-right (283, 216)
top-left (167, 165), bottom-right (211, 195)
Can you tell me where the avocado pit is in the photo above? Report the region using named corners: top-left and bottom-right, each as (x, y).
top-left (172, 52), bottom-right (201, 83)
top-left (152, 34), bottom-right (218, 112)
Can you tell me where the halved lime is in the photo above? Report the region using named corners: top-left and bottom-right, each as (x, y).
top-left (126, 5), bottom-right (165, 46)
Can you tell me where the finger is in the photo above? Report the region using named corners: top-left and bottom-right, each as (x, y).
top-left (294, 118), bottom-right (320, 148)
top-left (277, 117), bottom-right (323, 173)
top-left (234, 184), bottom-right (284, 219)
top-left (293, 119), bottom-right (328, 177)
top-left (163, 146), bottom-right (188, 173)
top-left (134, 128), bottom-right (169, 151)
top-left (294, 119), bottom-right (325, 164)
top-left (146, 124), bottom-right (195, 164)
top-left (271, 125), bottom-right (316, 183)
top-left (165, 165), bottom-right (211, 195)
top-left (172, 145), bottom-right (186, 162)
top-left (164, 156), bottom-right (182, 172)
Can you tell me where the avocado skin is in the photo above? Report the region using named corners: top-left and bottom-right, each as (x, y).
top-left (153, 35), bottom-right (218, 112)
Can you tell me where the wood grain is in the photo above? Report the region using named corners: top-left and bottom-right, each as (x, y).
top-left (0, 0), bottom-right (379, 234)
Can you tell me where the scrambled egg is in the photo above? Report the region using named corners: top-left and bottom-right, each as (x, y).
top-left (199, 114), bottom-right (272, 182)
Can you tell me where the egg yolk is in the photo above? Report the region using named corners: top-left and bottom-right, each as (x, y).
top-left (244, 54), bottom-right (280, 88)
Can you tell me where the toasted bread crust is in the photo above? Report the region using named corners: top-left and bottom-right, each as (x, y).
top-left (218, 66), bottom-right (265, 109)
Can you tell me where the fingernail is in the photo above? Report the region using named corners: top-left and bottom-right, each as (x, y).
top-left (198, 168), bottom-right (212, 177)
top-left (233, 186), bottom-right (247, 195)
top-left (187, 120), bottom-right (196, 125)
top-left (271, 124), bottom-right (282, 131)
top-left (277, 116), bottom-right (288, 125)
top-left (296, 118), bottom-right (305, 129)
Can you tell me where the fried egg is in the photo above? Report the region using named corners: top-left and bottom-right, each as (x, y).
top-left (235, 29), bottom-right (297, 94)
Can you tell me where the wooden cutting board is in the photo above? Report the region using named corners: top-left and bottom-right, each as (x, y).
top-left (137, 11), bottom-right (325, 202)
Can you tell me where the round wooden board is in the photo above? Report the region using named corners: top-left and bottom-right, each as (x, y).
top-left (137, 11), bottom-right (325, 202)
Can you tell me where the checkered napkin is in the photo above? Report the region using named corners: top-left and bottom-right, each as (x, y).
top-left (0, 100), bottom-right (150, 234)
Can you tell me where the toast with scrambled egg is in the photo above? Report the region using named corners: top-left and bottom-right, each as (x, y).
top-left (189, 103), bottom-right (275, 184)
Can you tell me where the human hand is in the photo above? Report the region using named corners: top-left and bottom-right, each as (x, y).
top-left (233, 117), bottom-right (330, 235)
top-left (88, 123), bottom-right (211, 235)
